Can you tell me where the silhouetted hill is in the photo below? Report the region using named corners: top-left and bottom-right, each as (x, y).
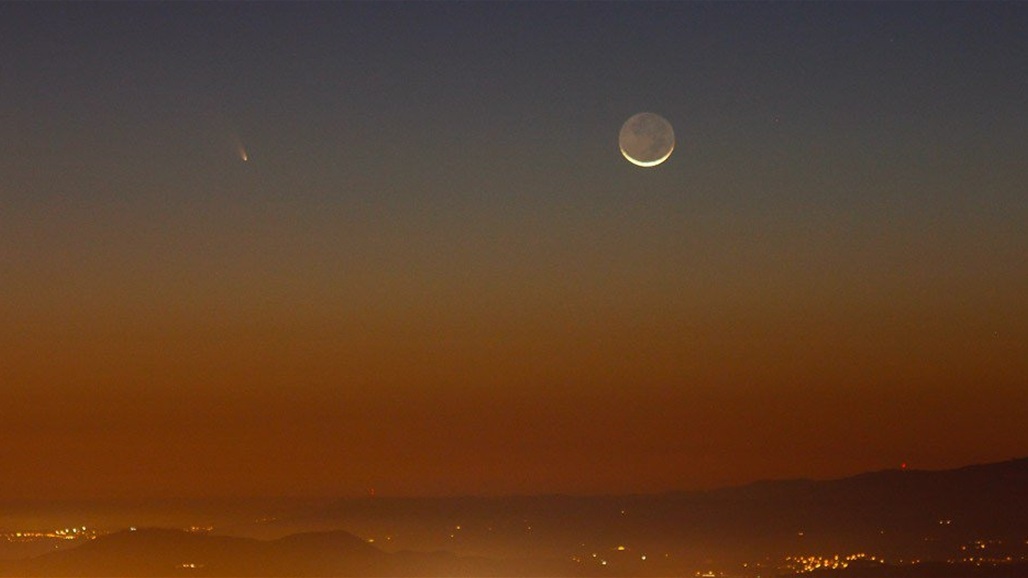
top-left (0, 528), bottom-right (386, 577)
top-left (308, 458), bottom-right (1028, 565)
top-left (0, 528), bottom-right (569, 577)
top-left (2, 458), bottom-right (1024, 576)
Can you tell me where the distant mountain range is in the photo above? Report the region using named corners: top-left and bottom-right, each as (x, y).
top-left (0, 527), bottom-right (561, 577)
top-left (2, 458), bottom-right (1025, 576)
top-left (304, 457), bottom-right (1028, 563)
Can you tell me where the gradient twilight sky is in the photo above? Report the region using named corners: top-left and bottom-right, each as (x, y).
top-left (1, 2), bottom-right (1026, 500)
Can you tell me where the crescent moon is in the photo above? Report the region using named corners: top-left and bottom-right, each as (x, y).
top-left (618, 112), bottom-right (675, 168)
top-left (620, 143), bottom-right (674, 167)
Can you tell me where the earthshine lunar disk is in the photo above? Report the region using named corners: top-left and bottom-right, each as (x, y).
top-left (619, 112), bottom-right (674, 167)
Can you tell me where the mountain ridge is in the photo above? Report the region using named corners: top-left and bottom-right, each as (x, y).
top-left (2, 457), bottom-right (1025, 577)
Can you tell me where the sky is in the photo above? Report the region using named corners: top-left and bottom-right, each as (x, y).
top-left (1, 2), bottom-right (1026, 500)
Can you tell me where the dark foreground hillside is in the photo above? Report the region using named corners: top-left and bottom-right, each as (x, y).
top-left (0, 527), bottom-right (575, 577)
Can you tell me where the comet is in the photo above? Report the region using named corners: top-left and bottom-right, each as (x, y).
top-left (231, 133), bottom-right (249, 162)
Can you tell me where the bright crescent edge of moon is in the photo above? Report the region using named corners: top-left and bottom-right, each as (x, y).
top-left (620, 143), bottom-right (674, 167)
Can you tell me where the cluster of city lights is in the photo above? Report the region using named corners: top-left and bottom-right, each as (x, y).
top-left (1, 526), bottom-right (102, 542)
top-left (953, 539), bottom-right (1025, 565)
top-left (783, 552), bottom-right (882, 573)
